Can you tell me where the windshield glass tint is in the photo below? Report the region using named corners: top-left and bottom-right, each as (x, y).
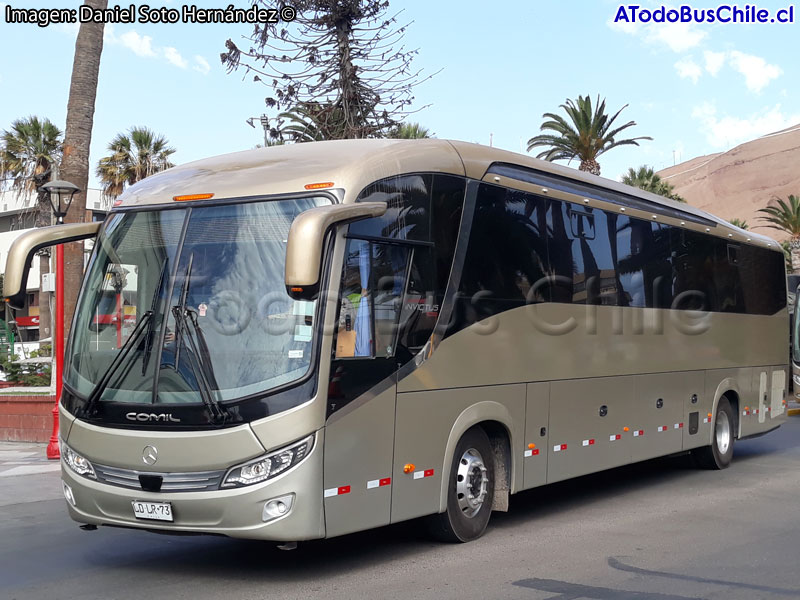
top-left (66, 197), bottom-right (330, 404)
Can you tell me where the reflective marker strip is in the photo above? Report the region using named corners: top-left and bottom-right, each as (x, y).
top-left (657, 425), bottom-right (667, 432)
top-left (367, 477), bottom-right (391, 489)
top-left (609, 434), bottom-right (621, 442)
top-left (413, 469), bottom-right (434, 480)
top-left (553, 444), bottom-right (567, 452)
top-left (324, 485), bottom-right (351, 497)
top-left (674, 422), bottom-right (684, 429)
top-left (633, 430), bottom-right (644, 437)
top-left (524, 449), bottom-right (540, 457)
top-left (582, 439), bottom-right (595, 447)
top-left (743, 410), bottom-right (750, 416)
top-left (703, 417), bottom-right (711, 424)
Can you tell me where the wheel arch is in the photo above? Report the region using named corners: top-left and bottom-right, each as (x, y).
top-left (710, 378), bottom-right (741, 440)
top-left (437, 402), bottom-right (515, 514)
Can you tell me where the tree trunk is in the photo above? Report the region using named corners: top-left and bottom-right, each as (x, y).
top-left (579, 159), bottom-right (601, 176)
top-left (791, 243), bottom-right (800, 275)
top-left (59, 0), bottom-right (107, 345)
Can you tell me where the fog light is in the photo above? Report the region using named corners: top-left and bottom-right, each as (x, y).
top-left (263, 493), bottom-right (294, 522)
top-left (62, 481), bottom-right (76, 507)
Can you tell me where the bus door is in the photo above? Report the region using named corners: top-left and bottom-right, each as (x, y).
top-left (323, 239), bottom-right (413, 537)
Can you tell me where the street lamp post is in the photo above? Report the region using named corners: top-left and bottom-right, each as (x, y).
top-left (246, 114), bottom-right (270, 146)
top-left (41, 180), bottom-right (79, 460)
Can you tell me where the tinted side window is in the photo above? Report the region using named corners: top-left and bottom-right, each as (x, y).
top-left (547, 199), bottom-right (618, 305)
top-left (351, 174), bottom-right (431, 241)
top-left (456, 184), bottom-right (547, 328)
top-left (670, 228), bottom-right (717, 311)
top-left (617, 218), bottom-right (672, 309)
top-left (738, 243), bottom-right (786, 315)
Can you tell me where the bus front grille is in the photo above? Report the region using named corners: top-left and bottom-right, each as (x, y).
top-left (93, 463), bottom-right (226, 492)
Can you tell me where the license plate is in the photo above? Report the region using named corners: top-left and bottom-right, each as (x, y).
top-left (132, 501), bottom-right (173, 522)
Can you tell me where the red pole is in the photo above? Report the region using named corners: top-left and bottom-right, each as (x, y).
top-left (46, 243), bottom-right (64, 460)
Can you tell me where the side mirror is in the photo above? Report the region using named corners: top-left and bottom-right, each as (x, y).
top-left (3, 222), bottom-right (101, 309)
top-left (285, 202), bottom-right (387, 300)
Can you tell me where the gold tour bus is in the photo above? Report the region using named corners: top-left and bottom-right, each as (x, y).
top-left (4, 139), bottom-right (789, 544)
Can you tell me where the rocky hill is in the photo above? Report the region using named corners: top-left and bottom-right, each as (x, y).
top-left (658, 124), bottom-right (800, 242)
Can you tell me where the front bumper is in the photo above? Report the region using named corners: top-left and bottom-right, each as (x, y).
top-left (61, 435), bottom-right (325, 541)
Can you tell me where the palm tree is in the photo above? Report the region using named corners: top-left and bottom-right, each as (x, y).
top-left (1, 116), bottom-right (63, 347)
top-left (96, 127), bottom-right (176, 198)
top-left (621, 165), bottom-right (685, 202)
top-left (59, 0), bottom-right (108, 345)
top-left (277, 102), bottom-right (349, 143)
top-left (758, 194), bottom-right (800, 272)
top-left (0, 116), bottom-right (62, 199)
top-left (527, 95), bottom-right (652, 176)
top-left (729, 218), bottom-right (749, 230)
top-left (389, 122), bottom-right (432, 139)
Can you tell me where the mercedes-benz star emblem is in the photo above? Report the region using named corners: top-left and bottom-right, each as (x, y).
top-left (142, 445), bottom-right (158, 466)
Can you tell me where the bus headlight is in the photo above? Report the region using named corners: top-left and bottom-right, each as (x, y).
top-left (60, 441), bottom-right (97, 479)
top-left (221, 434), bottom-right (314, 488)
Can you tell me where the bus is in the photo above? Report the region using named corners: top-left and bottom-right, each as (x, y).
top-left (4, 139), bottom-right (789, 544)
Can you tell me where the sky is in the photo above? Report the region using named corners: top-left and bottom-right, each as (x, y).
top-left (0, 0), bottom-right (798, 190)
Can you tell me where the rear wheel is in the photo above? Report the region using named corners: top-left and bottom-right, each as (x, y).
top-left (427, 427), bottom-right (495, 542)
top-left (692, 396), bottom-right (735, 469)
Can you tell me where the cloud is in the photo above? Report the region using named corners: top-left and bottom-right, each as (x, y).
top-left (648, 22), bottom-right (707, 52)
top-left (119, 30), bottom-right (156, 57)
top-left (728, 51), bottom-right (782, 93)
top-left (703, 50), bottom-right (726, 76)
top-left (692, 102), bottom-right (800, 148)
top-left (608, 16), bottom-right (706, 53)
top-left (675, 57), bottom-right (702, 83)
top-left (164, 47), bottom-right (188, 69)
top-left (193, 55), bottom-right (211, 75)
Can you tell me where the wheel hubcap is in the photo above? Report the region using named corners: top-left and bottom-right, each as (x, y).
top-left (715, 410), bottom-right (731, 455)
top-left (456, 447), bottom-right (488, 518)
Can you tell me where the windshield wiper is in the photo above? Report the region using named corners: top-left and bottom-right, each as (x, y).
top-left (141, 260), bottom-right (170, 375)
top-left (171, 305), bottom-right (229, 423)
top-left (82, 311), bottom-right (153, 416)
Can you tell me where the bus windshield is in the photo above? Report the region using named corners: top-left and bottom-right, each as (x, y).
top-left (65, 196), bottom-right (330, 405)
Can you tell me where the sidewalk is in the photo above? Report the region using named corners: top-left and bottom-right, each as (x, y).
top-left (0, 441), bottom-right (61, 477)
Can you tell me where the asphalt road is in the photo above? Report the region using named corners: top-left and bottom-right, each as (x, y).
top-left (2, 417), bottom-right (800, 600)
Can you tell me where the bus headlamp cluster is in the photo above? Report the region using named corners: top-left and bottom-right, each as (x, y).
top-left (221, 435), bottom-right (314, 488)
top-left (60, 441), bottom-right (97, 479)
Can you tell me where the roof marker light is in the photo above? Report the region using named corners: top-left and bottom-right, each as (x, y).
top-left (620, 207), bottom-right (626, 212)
top-left (173, 193), bottom-right (214, 202)
top-left (541, 188), bottom-right (549, 194)
top-left (583, 198), bottom-right (590, 204)
top-left (493, 176), bottom-right (501, 182)
top-left (728, 233), bottom-right (733, 237)
top-left (304, 182), bottom-right (334, 190)
top-left (680, 221), bottom-right (686, 226)
top-left (747, 238), bottom-right (751, 242)
top-left (705, 228), bottom-right (710, 232)
top-left (652, 215), bottom-right (657, 220)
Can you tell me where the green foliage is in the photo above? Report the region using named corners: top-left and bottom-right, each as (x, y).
top-left (729, 218), bottom-right (749, 230)
top-left (0, 353), bottom-right (51, 386)
top-left (527, 95), bottom-right (651, 176)
top-left (96, 127), bottom-right (175, 198)
top-left (758, 194), bottom-right (800, 237)
top-left (621, 165), bottom-right (685, 202)
top-left (389, 122), bottom-right (432, 139)
top-left (0, 116), bottom-right (62, 194)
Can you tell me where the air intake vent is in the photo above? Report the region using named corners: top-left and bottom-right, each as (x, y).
top-left (93, 202), bottom-right (100, 209)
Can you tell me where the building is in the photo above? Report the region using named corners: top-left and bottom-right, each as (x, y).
top-left (0, 187), bottom-right (111, 350)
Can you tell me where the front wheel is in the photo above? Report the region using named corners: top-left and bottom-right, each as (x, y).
top-left (427, 427), bottom-right (495, 542)
top-left (692, 396), bottom-right (735, 469)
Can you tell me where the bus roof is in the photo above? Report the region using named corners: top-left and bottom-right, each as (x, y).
top-left (114, 138), bottom-right (778, 249)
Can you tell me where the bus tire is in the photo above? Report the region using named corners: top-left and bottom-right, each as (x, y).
top-left (692, 396), bottom-right (735, 470)
top-left (427, 426), bottom-right (495, 543)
